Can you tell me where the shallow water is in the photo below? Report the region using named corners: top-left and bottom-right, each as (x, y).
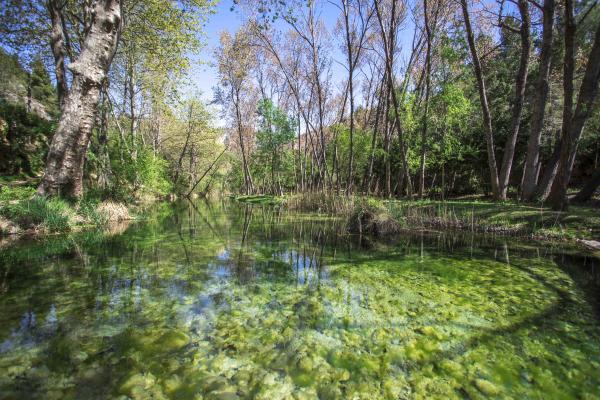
top-left (1, 200), bottom-right (599, 399)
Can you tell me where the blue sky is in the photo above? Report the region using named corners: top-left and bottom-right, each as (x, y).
top-left (187, 0), bottom-right (244, 107)
top-left (186, 0), bottom-right (359, 126)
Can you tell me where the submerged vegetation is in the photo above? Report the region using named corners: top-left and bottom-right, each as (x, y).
top-left (1, 201), bottom-right (599, 399)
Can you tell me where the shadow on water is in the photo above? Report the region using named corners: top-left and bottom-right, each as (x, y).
top-left (0, 199), bottom-right (599, 399)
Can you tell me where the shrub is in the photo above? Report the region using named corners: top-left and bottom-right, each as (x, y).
top-left (96, 201), bottom-right (130, 222)
top-left (286, 192), bottom-right (355, 214)
top-left (347, 198), bottom-right (401, 237)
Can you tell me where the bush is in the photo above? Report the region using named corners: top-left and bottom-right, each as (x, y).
top-left (95, 201), bottom-right (130, 222)
top-left (102, 142), bottom-right (173, 202)
top-left (347, 198), bottom-right (401, 237)
top-left (286, 192), bottom-right (355, 214)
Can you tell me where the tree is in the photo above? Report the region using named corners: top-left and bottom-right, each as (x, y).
top-left (572, 167), bottom-right (600, 203)
top-left (255, 98), bottom-right (297, 194)
top-left (497, 0), bottom-right (530, 200)
top-left (37, 0), bottom-right (122, 198)
top-left (520, 0), bottom-right (555, 201)
top-left (29, 56), bottom-right (56, 112)
top-left (549, 16), bottom-right (600, 210)
top-left (335, 0), bottom-right (374, 193)
top-left (215, 29), bottom-right (256, 195)
top-left (460, 0), bottom-right (501, 199)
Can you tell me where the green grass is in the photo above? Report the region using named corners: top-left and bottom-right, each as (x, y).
top-left (233, 194), bottom-right (284, 206)
top-left (0, 184), bottom-right (133, 235)
top-left (0, 197), bottom-right (75, 232)
top-left (384, 199), bottom-right (600, 240)
top-left (0, 185), bottom-right (36, 202)
top-left (237, 193), bottom-right (599, 241)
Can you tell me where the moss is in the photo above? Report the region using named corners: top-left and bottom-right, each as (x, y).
top-left (154, 329), bottom-right (190, 353)
top-left (474, 378), bottom-right (502, 396)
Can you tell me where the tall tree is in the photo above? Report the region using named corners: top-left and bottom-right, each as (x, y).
top-left (419, 0), bottom-right (434, 198)
top-left (497, 0), bottom-right (531, 199)
top-left (215, 30), bottom-right (256, 195)
top-left (336, 0), bottom-right (374, 194)
top-left (37, 0), bottom-right (122, 198)
top-left (373, 0), bottom-right (413, 197)
top-left (520, 0), bottom-right (555, 201)
top-left (460, 0), bottom-right (500, 199)
top-left (549, 16), bottom-right (600, 210)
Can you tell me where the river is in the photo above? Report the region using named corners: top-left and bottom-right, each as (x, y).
top-left (1, 200), bottom-right (599, 399)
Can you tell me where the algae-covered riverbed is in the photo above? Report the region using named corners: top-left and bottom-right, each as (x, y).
top-left (1, 200), bottom-right (599, 399)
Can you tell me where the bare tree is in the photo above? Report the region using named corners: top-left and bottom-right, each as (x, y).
top-left (334, 0), bottom-right (374, 193)
top-left (215, 30), bottom-right (256, 194)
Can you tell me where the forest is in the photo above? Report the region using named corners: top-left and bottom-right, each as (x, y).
top-left (1, 0), bottom-right (600, 399)
top-left (0, 0), bottom-right (598, 213)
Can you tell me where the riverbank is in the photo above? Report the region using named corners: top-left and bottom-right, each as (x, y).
top-left (0, 183), bottom-right (136, 239)
top-left (234, 193), bottom-right (600, 245)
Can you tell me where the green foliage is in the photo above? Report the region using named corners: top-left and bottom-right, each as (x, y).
top-left (134, 150), bottom-right (173, 196)
top-left (118, 0), bottom-right (216, 76)
top-left (77, 198), bottom-right (109, 226)
top-left (88, 137), bottom-right (172, 201)
top-left (0, 49), bottom-right (28, 95)
top-left (1, 197), bottom-right (73, 232)
top-left (0, 185), bottom-right (36, 202)
top-left (252, 98), bottom-right (297, 193)
top-left (0, 99), bottom-right (55, 176)
top-left (328, 124), bottom-right (372, 186)
top-left (29, 57), bottom-right (58, 114)
top-left (0, 49), bottom-right (57, 177)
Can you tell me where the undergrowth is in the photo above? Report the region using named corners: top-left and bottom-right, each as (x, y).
top-left (0, 197), bottom-right (74, 232)
top-left (0, 192), bottom-right (134, 235)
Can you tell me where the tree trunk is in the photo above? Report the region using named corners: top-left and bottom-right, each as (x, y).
top-left (345, 5), bottom-right (355, 194)
top-left (174, 103), bottom-right (194, 186)
top-left (572, 168), bottom-right (600, 203)
top-left (374, 0), bottom-right (413, 197)
top-left (460, 0), bottom-right (500, 199)
top-left (498, 0), bottom-right (530, 200)
top-left (46, 0), bottom-right (70, 107)
top-left (234, 90), bottom-right (253, 195)
top-left (365, 74), bottom-right (385, 193)
top-left (521, 0), bottom-right (555, 201)
top-left (419, 0), bottom-right (433, 199)
top-left (37, 0), bottom-right (122, 199)
top-left (535, 136), bottom-right (561, 200)
top-left (549, 18), bottom-right (600, 210)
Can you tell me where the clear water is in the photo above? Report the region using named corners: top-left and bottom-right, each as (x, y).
top-left (1, 200), bottom-right (599, 399)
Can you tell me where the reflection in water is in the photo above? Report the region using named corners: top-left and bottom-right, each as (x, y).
top-left (0, 199), bottom-right (599, 399)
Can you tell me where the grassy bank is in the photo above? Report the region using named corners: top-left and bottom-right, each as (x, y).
top-left (0, 185), bottom-right (132, 237)
top-left (385, 199), bottom-right (600, 241)
top-left (234, 193), bottom-right (600, 242)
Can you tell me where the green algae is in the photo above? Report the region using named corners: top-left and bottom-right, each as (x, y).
top-left (0, 200), bottom-right (599, 399)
